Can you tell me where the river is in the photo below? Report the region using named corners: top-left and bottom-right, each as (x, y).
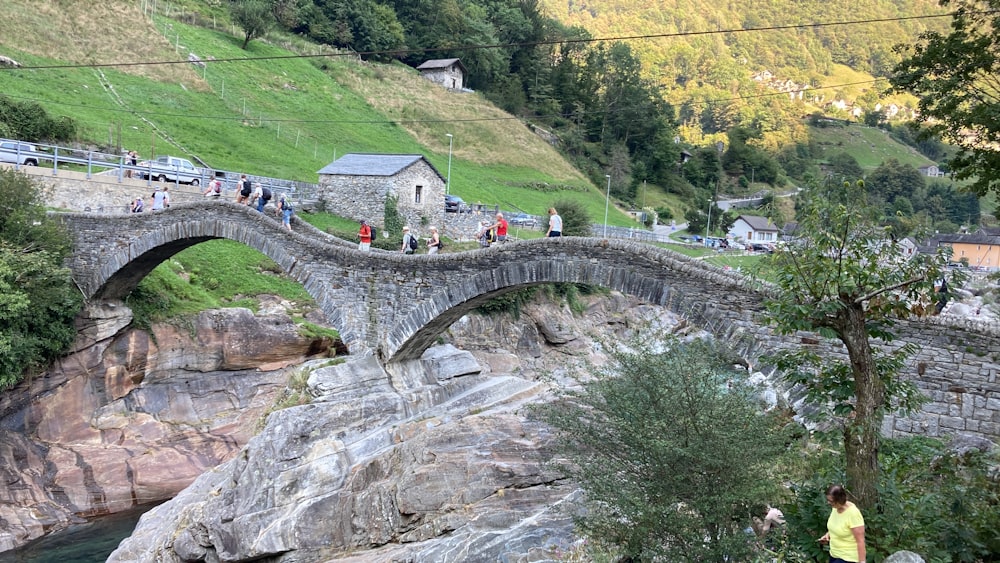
top-left (0, 505), bottom-right (156, 563)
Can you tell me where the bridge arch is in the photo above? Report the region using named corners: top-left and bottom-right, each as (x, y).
top-left (58, 202), bottom-right (367, 348)
top-left (380, 238), bottom-right (766, 363)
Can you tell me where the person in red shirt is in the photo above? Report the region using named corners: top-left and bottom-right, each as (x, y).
top-left (358, 220), bottom-right (372, 251)
top-left (488, 212), bottom-right (509, 242)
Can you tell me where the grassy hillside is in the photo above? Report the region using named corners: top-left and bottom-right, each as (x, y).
top-left (810, 123), bottom-right (935, 170)
top-left (0, 0), bottom-right (638, 225)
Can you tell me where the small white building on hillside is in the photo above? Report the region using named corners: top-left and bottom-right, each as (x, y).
top-left (416, 58), bottom-right (467, 90)
top-left (728, 215), bottom-right (780, 244)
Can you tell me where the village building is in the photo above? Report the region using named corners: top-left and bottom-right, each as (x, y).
top-left (918, 164), bottom-right (945, 177)
top-left (728, 214), bottom-right (780, 244)
top-left (317, 154), bottom-right (446, 228)
top-left (931, 232), bottom-right (1000, 270)
top-left (416, 58), bottom-right (467, 90)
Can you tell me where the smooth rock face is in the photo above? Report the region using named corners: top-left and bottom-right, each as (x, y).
top-left (108, 350), bottom-right (578, 563)
top-left (107, 295), bottom-right (682, 562)
top-left (0, 307), bottom-right (333, 552)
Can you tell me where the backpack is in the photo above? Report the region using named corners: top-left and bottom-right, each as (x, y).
top-left (261, 187), bottom-right (272, 202)
top-left (369, 225), bottom-right (377, 240)
top-left (408, 234), bottom-right (418, 251)
top-left (240, 180), bottom-right (252, 197)
top-left (281, 198), bottom-right (293, 213)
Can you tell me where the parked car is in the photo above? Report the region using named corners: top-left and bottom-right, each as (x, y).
top-left (509, 213), bottom-right (537, 227)
top-left (138, 155), bottom-right (203, 185)
top-left (0, 140), bottom-right (42, 166)
top-left (445, 194), bottom-right (465, 213)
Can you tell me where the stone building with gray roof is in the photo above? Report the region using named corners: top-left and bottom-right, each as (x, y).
top-left (317, 154), bottom-right (446, 228)
top-left (416, 58), bottom-right (467, 90)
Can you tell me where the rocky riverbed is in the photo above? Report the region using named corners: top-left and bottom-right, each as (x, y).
top-left (0, 291), bottom-right (709, 559)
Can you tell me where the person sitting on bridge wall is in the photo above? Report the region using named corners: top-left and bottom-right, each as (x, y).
top-left (130, 196), bottom-right (144, 213)
top-left (202, 178), bottom-right (222, 197)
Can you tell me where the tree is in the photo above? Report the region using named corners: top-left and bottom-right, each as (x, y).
top-left (763, 180), bottom-right (953, 510)
top-left (535, 336), bottom-right (786, 562)
top-left (890, 1), bottom-right (1000, 196)
top-left (0, 169), bottom-right (82, 388)
top-left (230, 0), bottom-right (275, 49)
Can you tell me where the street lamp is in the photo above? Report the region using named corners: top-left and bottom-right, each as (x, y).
top-left (445, 134), bottom-right (453, 196)
top-left (705, 198), bottom-right (712, 246)
top-left (604, 174), bottom-right (611, 238)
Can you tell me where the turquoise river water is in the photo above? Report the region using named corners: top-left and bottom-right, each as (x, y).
top-left (0, 505), bottom-right (154, 563)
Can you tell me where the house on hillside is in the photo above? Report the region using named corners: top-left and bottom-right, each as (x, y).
top-left (918, 164), bottom-right (944, 177)
top-left (416, 58), bottom-right (467, 90)
top-left (317, 154), bottom-right (446, 227)
top-left (728, 214), bottom-right (780, 244)
top-left (928, 232), bottom-right (1000, 271)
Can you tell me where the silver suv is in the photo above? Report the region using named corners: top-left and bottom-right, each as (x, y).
top-left (0, 140), bottom-right (41, 166)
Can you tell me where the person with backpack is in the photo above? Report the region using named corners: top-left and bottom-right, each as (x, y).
top-left (358, 220), bottom-right (372, 251)
top-left (236, 174), bottom-right (252, 205)
top-left (259, 185), bottom-right (272, 211)
top-left (275, 194), bottom-right (293, 231)
top-left (401, 226), bottom-right (418, 254)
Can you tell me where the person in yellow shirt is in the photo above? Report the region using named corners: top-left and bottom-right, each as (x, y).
top-left (819, 484), bottom-right (866, 562)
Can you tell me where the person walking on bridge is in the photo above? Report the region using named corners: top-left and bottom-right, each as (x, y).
top-left (546, 207), bottom-right (562, 237)
top-left (151, 186), bottom-right (169, 211)
top-left (427, 226), bottom-right (441, 254)
top-left (401, 226), bottom-right (418, 254)
top-left (275, 194), bottom-right (293, 231)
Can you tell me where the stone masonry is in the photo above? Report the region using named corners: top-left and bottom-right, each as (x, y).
top-left (55, 202), bottom-right (1000, 444)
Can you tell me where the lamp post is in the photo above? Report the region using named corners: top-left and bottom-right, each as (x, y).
top-left (445, 133), bottom-right (453, 196)
top-left (705, 198), bottom-right (712, 247)
top-left (604, 174), bottom-right (611, 238)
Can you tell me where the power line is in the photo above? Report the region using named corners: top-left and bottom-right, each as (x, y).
top-left (0, 79), bottom-right (883, 126)
top-left (0, 12), bottom-right (968, 73)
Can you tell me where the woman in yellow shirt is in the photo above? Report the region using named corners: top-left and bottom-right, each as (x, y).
top-left (819, 484), bottom-right (866, 562)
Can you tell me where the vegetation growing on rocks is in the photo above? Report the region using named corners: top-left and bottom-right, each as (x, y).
top-left (0, 169), bottom-right (81, 388)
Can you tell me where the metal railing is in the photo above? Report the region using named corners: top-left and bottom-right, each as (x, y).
top-left (1, 138), bottom-right (318, 201)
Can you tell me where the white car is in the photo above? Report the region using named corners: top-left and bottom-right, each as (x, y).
top-left (138, 155), bottom-right (203, 185)
top-left (0, 140), bottom-right (41, 166)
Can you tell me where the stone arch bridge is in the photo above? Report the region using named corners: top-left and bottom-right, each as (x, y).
top-left (58, 202), bottom-right (767, 364)
top-left (55, 202), bottom-right (1000, 442)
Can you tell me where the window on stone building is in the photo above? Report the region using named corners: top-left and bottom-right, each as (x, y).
top-left (415, 185), bottom-right (422, 204)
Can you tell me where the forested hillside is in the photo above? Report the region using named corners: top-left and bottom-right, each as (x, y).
top-left (0, 0), bottom-right (972, 232)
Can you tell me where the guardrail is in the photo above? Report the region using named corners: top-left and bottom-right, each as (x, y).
top-left (1, 138), bottom-right (318, 201)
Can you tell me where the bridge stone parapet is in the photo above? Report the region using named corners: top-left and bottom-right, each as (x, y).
top-left (54, 202), bottom-right (1000, 444)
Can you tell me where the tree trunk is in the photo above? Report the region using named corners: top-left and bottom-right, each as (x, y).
top-left (837, 302), bottom-right (885, 511)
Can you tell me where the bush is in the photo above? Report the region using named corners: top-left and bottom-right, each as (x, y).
top-left (534, 335), bottom-right (789, 562)
top-left (0, 169), bottom-right (82, 388)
